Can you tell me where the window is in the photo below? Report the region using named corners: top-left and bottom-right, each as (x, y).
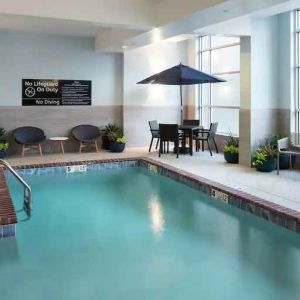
top-left (295, 10), bottom-right (300, 143)
top-left (196, 35), bottom-right (240, 136)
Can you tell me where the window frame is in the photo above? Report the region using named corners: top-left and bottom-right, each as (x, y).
top-left (196, 35), bottom-right (240, 136)
top-left (295, 10), bottom-right (300, 144)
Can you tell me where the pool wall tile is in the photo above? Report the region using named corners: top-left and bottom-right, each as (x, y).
top-left (254, 206), bottom-right (262, 218)
top-left (286, 218), bottom-right (296, 231)
top-left (2, 224), bottom-right (16, 237)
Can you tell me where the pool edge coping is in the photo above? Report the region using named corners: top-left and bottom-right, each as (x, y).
top-left (0, 167), bottom-right (18, 237)
top-left (1, 156), bottom-right (300, 234)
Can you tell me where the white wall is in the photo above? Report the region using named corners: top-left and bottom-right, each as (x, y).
top-left (123, 40), bottom-right (188, 146)
top-left (239, 12), bottom-right (292, 161)
top-left (124, 41), bottom-right (187, 107)
top-left (0, 31), bottom-right (123, 106)
top-left (251, 16), bottom-right (279, 110)
top-left (0, 31), bottom-right (124, 153)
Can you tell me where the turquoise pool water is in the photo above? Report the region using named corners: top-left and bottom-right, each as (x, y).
top-left (1, 167), bottom-right (300, 300)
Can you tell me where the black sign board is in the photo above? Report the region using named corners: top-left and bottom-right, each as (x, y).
top-left (22, 79), bottom-right (92, 106)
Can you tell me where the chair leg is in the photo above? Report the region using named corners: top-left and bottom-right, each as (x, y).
top-left (95, 141), bottom-right (98, 152)
top-left (213, 138), bottom-right (219, 153)
top-left (202, 140), bottom-right (204, 152)
top-left (290, 154), bottom-right (292, 170)
top-left (159, 140), bottom-right (162, 157)
top-left (149, 137), bottom-right (154, 152)
top-left (167, 142), bottom-right (169, 153)
top-left (207, 140), bottom-right (212, 156)
top-left (176, 142), bottom-right (179, 158)
top-left (277, 153), bottom-right (280, 175)
top-left (155, 138), bottom-right (159, 150)
top-left (39, 144), bottom-right (43, 156)
top-left (60, 141), bottom-right (65, 154)
top-left (79, 142), bottom-right (82, 153)
top-left (22, 145), bottom-right (25, 157)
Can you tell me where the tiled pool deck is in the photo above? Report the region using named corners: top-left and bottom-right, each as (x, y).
top-left (1, 149), bottom-right (300, 237)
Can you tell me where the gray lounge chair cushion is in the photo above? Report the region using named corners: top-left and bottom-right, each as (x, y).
top-left (14, 126), bottom-right (46, 145)
top-left (72, 125), bottom-right (100, 143)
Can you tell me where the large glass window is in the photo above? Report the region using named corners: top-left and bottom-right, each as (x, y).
top-left (196, 35), bottom-right (240, 136)
top-left (295, 10), bottom-right (300, 143)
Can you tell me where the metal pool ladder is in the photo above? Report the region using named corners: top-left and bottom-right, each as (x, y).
top-left (0, 159), bottom-right (32, 218)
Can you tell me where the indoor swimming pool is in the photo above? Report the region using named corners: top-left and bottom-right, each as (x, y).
top-left (1, 165), bottom-right (300, 300)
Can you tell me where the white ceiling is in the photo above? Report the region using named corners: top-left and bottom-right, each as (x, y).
top-left (0, 0), bottom-right (227, 38)
top-left (194, 16), bottom-right (252, 36)
top-left (0, 14), bottom-right (106, 37)
top-left (0, 0), bottom-right (298, 52)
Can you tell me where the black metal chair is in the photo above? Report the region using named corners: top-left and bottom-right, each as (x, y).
top-left (182, 119), bottom-right (201, 151)
top-left (182, 119), bottom-right (200, 137)
top-left (72, 124), bottom-right (100, 153)
top-left (148, 120), bottom-right (160, 152)
top-left (194, 122), bottom-right (219, 156)
top-left (14, 126), bottom-right (46, 157)
top-left (159, 124), bottom-right (180, 158)
top-left (183, 119), bottom-right (200, 126)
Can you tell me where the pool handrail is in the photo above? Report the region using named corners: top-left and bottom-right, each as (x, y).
top-left (0, 159), bottom-right (32, 218)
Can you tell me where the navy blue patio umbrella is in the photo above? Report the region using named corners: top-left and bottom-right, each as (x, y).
top-left (137, 63), bottom-right (225, 124)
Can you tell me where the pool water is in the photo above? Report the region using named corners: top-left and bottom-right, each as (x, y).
top-left (1, 167), bottom-right (300, 300)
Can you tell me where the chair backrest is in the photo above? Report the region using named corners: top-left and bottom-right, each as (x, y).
top-left (14, 126), bottom-right (46, 144)
top-left (149, 120), bottom-right (159, 137)
top-left (159, 124), bottom-right (179, 142)
top-left (278, 137), bottom-right (289, 152)
top-left (72, 124), bottom-right (100, 141)
top-left (208, 122), bottom-right (218, 139)
top-left (183, 119), bottom-right (200, 126)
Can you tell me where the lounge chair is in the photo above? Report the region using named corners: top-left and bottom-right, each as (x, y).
top-left (277, 137), bottom-right (300, 175)
top-left (14, 126), bottom-right (46, 157)
top-left (72, 124), bottom-right (100, 153)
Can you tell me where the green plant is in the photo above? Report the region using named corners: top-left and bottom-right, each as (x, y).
top-left (224, 144), bottom-right (239, 154)
top-left (115, 136), bottom-right (126, 144)
top-left (0, 128), bottom-right (5, 138)
top-left (252, 143), bottom-right (276, 167)
top-left (224, 131), bottom-right (239, 153)
top-left (0, 142), bottom-right (9, 151)
top-left (104, 123), bottom-right (123, 142)
top-left (225, 131), bottom-right (238, 147)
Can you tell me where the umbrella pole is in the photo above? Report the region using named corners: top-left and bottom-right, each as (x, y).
top-left (180, 85), bottom-right (183, 125)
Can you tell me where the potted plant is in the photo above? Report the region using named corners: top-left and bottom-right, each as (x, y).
top-left (110, 136), bottom-right (126, 153)
top-left (102, 124), bottom-right (123, 150)
top-left (0, 128), bottom-right (9, 158)
top-left (270, 133), bottom-right (290, 170)
top-left (252, 142), bottom-right (276, 172)
top-left (223, 132), bottom-right (239, 164)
